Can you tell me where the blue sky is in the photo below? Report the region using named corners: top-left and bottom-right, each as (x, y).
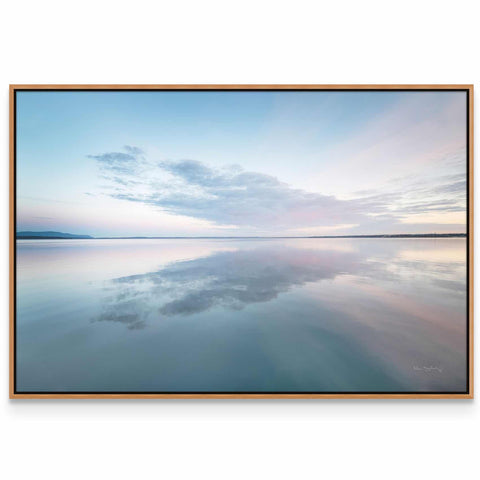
top-left (16, 90), bottom-right (467, 236)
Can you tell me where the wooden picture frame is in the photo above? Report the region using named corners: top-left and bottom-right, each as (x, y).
top-left (10, 84), bottom-right (474, 399)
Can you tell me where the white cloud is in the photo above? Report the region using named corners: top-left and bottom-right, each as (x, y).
top-left (89, 146), bottom-right (466, 235)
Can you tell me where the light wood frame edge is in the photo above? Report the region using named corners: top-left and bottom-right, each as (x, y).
top-left (9, 84), bottom-right (474, 399)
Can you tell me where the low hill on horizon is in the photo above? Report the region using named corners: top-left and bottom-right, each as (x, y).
top-left (16, 231), bottom-right (93, 239)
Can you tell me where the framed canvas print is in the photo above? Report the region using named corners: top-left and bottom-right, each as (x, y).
top-left (9, 85), bottom-right (473, 399)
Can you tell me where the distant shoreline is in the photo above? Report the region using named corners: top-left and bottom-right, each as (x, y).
top-left (16, 233), bottom-right (467, 240)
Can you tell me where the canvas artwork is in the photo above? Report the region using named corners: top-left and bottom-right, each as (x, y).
top-left (10, 86), bottom-right (472, 398)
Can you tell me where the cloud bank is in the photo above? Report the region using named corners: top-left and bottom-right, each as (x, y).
top-left (89, 146), bottom-right (466, 234)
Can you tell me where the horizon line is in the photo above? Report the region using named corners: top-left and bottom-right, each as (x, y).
top-left (16, 231), bottom-right (467, 240)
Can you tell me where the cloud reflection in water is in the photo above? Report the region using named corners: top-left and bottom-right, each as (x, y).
top-left (95, 246), bottom-right (363, 329)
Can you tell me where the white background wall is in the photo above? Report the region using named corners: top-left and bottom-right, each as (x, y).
top-left (1, 1), bottom-right (478, 478)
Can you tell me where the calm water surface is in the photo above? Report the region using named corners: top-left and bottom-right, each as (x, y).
top-left (16, 238), bottom-right (467, 392)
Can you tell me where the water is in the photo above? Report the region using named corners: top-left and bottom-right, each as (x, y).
top-left (15, 238), bottom-right (467, 393)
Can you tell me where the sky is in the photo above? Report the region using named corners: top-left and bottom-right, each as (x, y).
top-left (16, 90), bottom-right (467, 237)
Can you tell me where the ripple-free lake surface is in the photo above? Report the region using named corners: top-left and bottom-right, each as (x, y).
top-left (16, 238), bottom-right (467, 392)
